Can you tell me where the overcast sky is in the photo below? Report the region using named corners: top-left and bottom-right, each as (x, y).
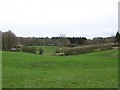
top-left (0, 0), bottom-right (119, 39)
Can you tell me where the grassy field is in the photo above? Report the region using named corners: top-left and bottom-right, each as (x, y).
top-left (2, 46), bottom-right (118, 88)
top-left (29, 46), bottom-right (59, 55)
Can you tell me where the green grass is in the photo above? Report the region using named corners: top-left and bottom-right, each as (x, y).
top-left (29, 46), bottom-right (60, 55)
top-left (2, 49), bottom-right (118, 88)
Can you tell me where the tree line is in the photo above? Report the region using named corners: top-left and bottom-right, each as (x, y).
top-left (1, 30), bottom-right (120, 50)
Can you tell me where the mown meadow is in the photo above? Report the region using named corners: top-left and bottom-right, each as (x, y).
top-left (29, 46), bottom-right (59, 55)
top-left (2, 46), bottom-right (118, 88)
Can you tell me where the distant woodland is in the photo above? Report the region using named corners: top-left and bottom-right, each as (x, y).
top-left (1, 30), bottom-right (120, 50)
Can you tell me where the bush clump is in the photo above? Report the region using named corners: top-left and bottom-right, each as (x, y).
top-left (22, 46), bottom-right (36, 54)
top-left (55, 44), bottom-right (113, 56)
top-left (97, 44), bottom-right (113, 51)
top-left (39, 48), bottom-right (44, 55)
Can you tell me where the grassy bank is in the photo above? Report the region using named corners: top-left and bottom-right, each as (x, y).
top-left (2, 49), bottom-right (118, 88)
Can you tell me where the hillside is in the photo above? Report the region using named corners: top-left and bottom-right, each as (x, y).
top-left (2, 49), bottom-right (118, 88)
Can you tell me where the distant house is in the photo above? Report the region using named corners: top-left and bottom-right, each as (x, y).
top-left (11, 48), bottom-right (17, 51)
top-left (11, 42), bottom-right (23, 52)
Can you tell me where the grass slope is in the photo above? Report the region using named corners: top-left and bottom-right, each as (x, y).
top-left (2, 49), bottom-right (118, 88)
top-left (29, 46), bottom-right (59, 55)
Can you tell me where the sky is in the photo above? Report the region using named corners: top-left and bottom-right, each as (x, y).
top-left (0, 0), bottom-right (119, 39)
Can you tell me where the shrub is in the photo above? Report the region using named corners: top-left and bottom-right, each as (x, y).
top-left (22, 46), bottom-right (29, 52)
top-left (29, 47), bottom-right (36, 54)
top-left (57, 44), bottom-right (113, 56)
top-left (39, 48), bottom-right (44, 55)
top-left (98, 44), bottom-right (113, 51)
top-left (55, 48), bottom-right (61, 53)
top-left (64, 48), bottom-right (74, 55)
top-left (22, 46), bottom-right (37, 54)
